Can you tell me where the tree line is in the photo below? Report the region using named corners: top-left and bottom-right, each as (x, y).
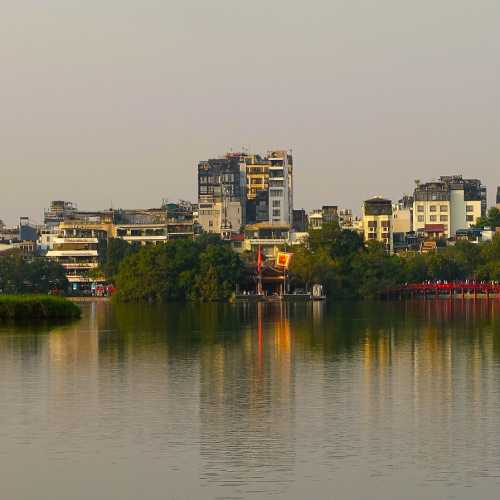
top-left (289, 223), bottom-right (500, 298)
top-left (0, 253), bottom-right (68, 294)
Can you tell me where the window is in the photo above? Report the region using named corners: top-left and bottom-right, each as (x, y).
top-left (273, 209), bottom-right (281, 217)
top-left (368, 221), bottom-right (377, 228)
top-left (466, 205), bottom-right (474, 212)
top-left (430, 205), bottom-right (437, 212)
top-left (417, 215), bottom-right (424, 222)
top-left (430, 215), bottom-right (437, 222)
top-left (466, 215), bottom-right (474, 222)
top-left (368, 233), bottom-right (376, 239)
top-left (440, 205), bottom-right (448, 212)
top-left (417, 205), bottom-right (424, 212)
top-left (440, 215), bottom-right (448, 222)
top-left (381, 220), bottom-right (390, 228)
top-left (272, 200), bottom-right (280, 208)
top-left (270, 189), bottom-right (283, 197)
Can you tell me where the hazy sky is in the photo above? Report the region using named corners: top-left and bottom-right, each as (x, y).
top-left (1, 0), bottom-right (499, 225)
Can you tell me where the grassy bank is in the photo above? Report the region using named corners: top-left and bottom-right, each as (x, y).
top-left (0, 295), bottom-right (81, 320)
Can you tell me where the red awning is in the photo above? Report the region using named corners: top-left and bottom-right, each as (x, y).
top-left (424, 224), bottom-right (445, 232)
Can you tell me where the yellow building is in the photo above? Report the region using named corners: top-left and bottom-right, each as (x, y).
top-left (244, 155), bottom-right (270, 200)
top-left (362, 197), bottom-right (393, 253)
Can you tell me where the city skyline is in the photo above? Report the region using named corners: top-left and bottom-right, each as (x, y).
top-left (2, 1), bottom-right (500, 224)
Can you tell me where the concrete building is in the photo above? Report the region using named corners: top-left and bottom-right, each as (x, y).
top-left (46, 235), bottom-right (100, 291)
top-left (198, 155), bottom-right (247, 235)
top-left (362, 197), bottom-right (393, 253)
top-left (243, 222), bottom-right (307, 260)
top-left (308, 205), bottom-right (339, 230)
top-left (292, 209), bottom-right (308, 232)
top-left (497, 186), bottom-right (500, 209)
top-left (45, 203), bottom-right (195, 289)
top-left (268, 150), bottom-right (293, 225)
top-left (413, 176), bottom-right (486, 238)
top-left (392, 195), bottom-right (413, 234)
top-left (44, 200), bottom-right (78, 228)
top-left (338, 209), bottom-right (353, 229)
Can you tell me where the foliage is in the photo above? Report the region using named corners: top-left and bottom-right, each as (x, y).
top-left (0, 295), bottom-right (81, 320)
top-left (351, 241), bottom-right (403, 298)
top-left (476, 207), bottom-right (500, 229)
top-left (0, 254), bottom-right (68, 294)
top-left (114, 238), bottom-right (243, 303)
top-left (289, 224), bottom-right (500, 299)
top-left (101, 238), bottom-right (141, 279)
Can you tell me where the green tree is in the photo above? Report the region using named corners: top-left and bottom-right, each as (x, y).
top-left (476, 207), bottom-right (500, 229)
top-left (351, 241), bottom-right (404, 298)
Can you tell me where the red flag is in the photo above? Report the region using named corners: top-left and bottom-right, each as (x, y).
top-left (257, 245), bottom-right (262, 273)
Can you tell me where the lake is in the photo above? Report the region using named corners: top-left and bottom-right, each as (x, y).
top-left (1, 299), bottom-right (500, 499)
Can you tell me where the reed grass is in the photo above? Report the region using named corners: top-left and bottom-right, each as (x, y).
top-left (0, 295), bottom-right (81, 320)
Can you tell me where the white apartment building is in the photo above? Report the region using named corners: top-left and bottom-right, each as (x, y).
top-left (267, 150), bottom-right (293, 225)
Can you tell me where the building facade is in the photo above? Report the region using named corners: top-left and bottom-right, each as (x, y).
top-left (362, 197), bottom-right (393, 253)
top-left (413, 176), bottom-right (486, 238)
top-left (267, 150), bottom-right (293, 225)
top-left (198, 156), bottom-right (246, 235)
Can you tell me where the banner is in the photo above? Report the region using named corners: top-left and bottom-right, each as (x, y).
top-left (276, 252), bottom-right (292, 269)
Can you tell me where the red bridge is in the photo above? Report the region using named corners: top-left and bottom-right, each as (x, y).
top-left (388, 282), bottom-right (500, 298)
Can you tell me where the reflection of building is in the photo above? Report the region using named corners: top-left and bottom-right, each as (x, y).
top-left (413, 176), bottom-right (486, 238)
top-left (362, 197), bottom-right (393, 253)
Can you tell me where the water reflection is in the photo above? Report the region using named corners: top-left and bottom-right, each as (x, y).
top-left (0, 299), bottom-right (500, 499)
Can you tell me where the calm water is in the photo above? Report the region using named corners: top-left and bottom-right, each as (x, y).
top-left (1, 300), bottom-right (500, 500)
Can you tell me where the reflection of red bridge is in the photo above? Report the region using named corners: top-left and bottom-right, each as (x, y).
top-left (388, 282), bottom-right (500, 298)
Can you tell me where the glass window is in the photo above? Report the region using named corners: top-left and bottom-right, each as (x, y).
top-left (430, 205), bottom-right (437, 212)
top-left (440, 215), bottom-right (448, 222)
top-left (272, 200), bottom-right (280, 208)
top-left (430, 215), bottom-right (437, 222)
top-left (466, 215), bottom-right (474, 222)
top-left (466, 205), bottom-right (474, 212)
top-left (417, 205), bottom-right (424, 212)
top-left (417, 215), bottom-right (424, 222)
top-left (440, 205), bottom-right (448, 212)
top-left (273, 209), bottom-right (281, 217)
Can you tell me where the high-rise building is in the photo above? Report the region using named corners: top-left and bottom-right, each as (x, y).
top-left (413, 176), bottom-right (486, 238)
top-left (362, 197), bottom-right (393, 253)
top-left (267, 150), bottom-right (293, 224)
top-left (197, 156), bottom-right (247, 235)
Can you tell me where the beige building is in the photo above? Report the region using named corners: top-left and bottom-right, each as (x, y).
top-left (362, 197), bottom-right (393, 253)
top-left (413, 176), bottom-right (486, 238)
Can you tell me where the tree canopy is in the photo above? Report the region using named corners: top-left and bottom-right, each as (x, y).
top-left (0, 253), bottom-right (68, 294)
top-left (114, 238), bottom-right (243, 302)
